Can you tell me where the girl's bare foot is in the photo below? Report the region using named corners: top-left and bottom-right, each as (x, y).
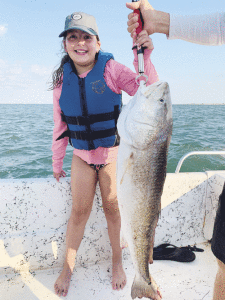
top-left (112, 252), bottom-right (127, 290)
top-left (54, 265), bottom-right (72, 297)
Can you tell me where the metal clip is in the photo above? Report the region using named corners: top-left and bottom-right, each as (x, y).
top-left (135, 74), bottom-right (148, 86)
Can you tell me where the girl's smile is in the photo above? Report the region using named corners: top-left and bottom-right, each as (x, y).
top-left (64, 29), bottom-right (101, 75)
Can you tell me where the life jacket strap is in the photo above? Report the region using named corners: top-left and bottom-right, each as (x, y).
top-left (71, 127), bottom-right (117, 141)
top-left (56, 130), bottom-right (71, 141)
top-left (56, 105), bottom-right (120, 142)
top-left (56, 127), bottom-right (117, 142)
top-left (62, 105), bottom-right (120, 126)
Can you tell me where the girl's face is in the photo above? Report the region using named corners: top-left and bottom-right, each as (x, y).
top-left (64, 29), bottom-right (101, 75)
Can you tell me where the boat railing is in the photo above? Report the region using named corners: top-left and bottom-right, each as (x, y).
top-left (175, 151), bottom-right (225, 173)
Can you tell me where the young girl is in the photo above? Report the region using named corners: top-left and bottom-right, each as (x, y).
top-left (52, 11), bottom-right (158, 297)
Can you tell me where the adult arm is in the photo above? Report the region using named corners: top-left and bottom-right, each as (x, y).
top-left (126, 0), bottom-right (225, 45)
top-left (169, 12), bottom-right (225, 45)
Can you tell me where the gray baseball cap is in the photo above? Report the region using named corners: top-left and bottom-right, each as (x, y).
top-left (59, 12), bottom-right (99, 37)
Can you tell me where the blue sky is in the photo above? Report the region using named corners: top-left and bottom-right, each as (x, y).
top-left (0, 0), bottom-right (224, 104)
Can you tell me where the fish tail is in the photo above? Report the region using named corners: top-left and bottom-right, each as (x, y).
top-left (131, 275), bottom-right (161, 300)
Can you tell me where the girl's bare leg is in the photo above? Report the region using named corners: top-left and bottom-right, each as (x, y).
top-left (54, 155), bottom-right (97, 297)
top-left (213, 258), bottom-right (225, 300)
top-left (98, 161), bottom-right (127, 290)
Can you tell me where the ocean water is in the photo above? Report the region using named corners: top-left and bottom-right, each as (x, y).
top-left (0, 104), bottom-right (225, 179)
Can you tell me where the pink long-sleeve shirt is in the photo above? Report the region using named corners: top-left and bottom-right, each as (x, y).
top-left (52, 48), bottom-right (158, 173)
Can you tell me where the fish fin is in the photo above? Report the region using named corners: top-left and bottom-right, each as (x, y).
top-left (120, 152), bottom-right (134, 185)
top-left (131, 275), bottom-right (161, 300)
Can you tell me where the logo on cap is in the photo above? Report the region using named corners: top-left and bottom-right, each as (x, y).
top-left (72, 13), bottom-right (82, 20)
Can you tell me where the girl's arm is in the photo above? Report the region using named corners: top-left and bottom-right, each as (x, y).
top-left (133, 30), bottom-right (158, 86)
top-left (52, 85), bottom-right (69, 177)
top-left (104, 30), bottom-right (158, 96)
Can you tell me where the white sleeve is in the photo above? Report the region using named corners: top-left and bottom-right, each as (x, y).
top-left (168, 12), bottom-right (225, 46)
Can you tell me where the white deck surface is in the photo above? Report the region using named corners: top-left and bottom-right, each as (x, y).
top-left (0, 242), bottom-right (217, 300)
top-left (2, 173), bottom-right (224, 300)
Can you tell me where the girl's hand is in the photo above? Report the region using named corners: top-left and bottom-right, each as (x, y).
top-left (133, 30), bottom-right (154, 50)
top-left (53, 170), bottom-right (66, 182)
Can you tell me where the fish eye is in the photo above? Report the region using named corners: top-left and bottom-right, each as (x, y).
top-left (159, 99), bottom-right (164, 102)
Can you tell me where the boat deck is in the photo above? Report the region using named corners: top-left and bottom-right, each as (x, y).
top-left (1, 171), bottom-right (224, 300)
top-left (0, 241), bottom-right (217, 300)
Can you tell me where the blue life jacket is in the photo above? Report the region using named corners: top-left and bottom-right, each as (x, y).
top-left (57, 51), bottom-right (122, 150)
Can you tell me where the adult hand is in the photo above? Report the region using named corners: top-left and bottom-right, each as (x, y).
top-left (126, 0), bottom-right (170, 36)
top-left (126, 0), bottom-right (156, 36)
top-left (53, 170), bottom-right (66, 182)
